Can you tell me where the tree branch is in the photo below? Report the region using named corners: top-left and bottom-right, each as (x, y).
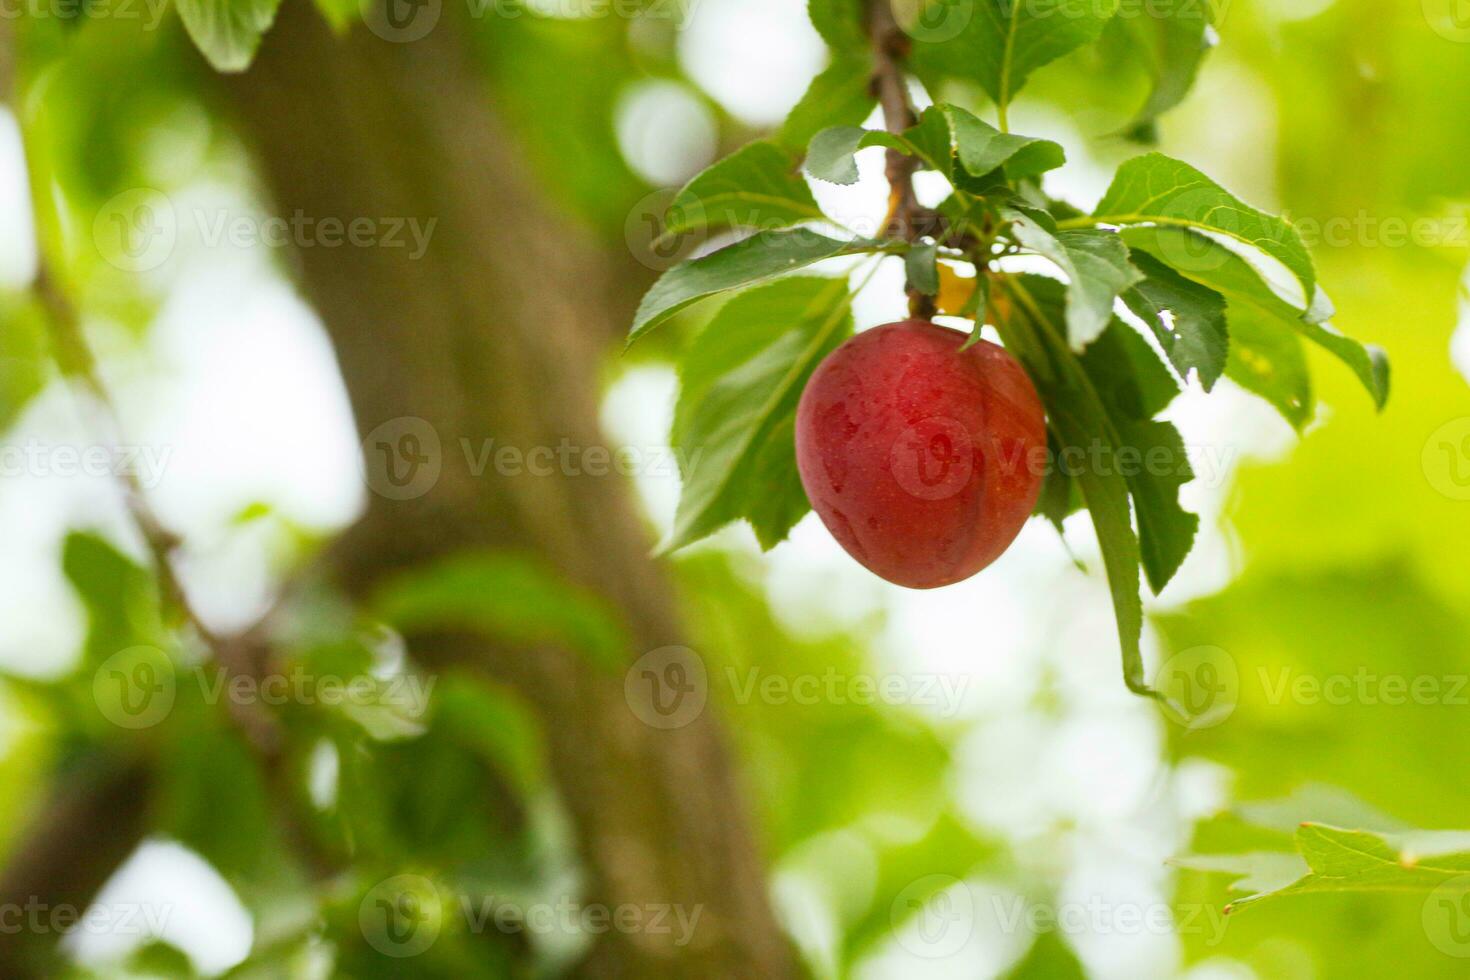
top-left (868, 0), bottom-right (918, 233)
top-left (867, 0), bottom-right (938, 319)
top-left (221, 0), bottom-right (795, 973)
top-left (0, 28), bottom-right (339, 974)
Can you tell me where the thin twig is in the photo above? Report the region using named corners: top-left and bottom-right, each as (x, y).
top-left (6, 12), bottom-right (344, 910)
top-left (10, 36), bottom-right (283, 753)
top-left (41, 266), bottom-right (288, 754)
top-left (867, 0), bottom-right (937, 319)
top-left (29, 167), bottom-right (351, 883)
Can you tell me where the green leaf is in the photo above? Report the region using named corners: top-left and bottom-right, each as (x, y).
top-left (1226, 307), bottom-right (1315, 430)
top-left (1171, 851), bottom-right (1312, 900)
top-left (1090, 153), bottom-right (1317, 302)
top-left (1177, 823), bottom-right (1470, 914)
top-left (1005, 210), bottom-right (1142, 347)
top-left (62, 531), bottom-right (166, 668)
top-left (806, 105), bottom-right (1064, 187)
top-left (946, 105), bottom-right (1066, 180)
top-left (338, 678), bottom-right (431, 742)
top-left (739, 415), bottom-right (814, 550)
top-left (993, 276), bottom-right (1172, 705)
top-left (1123, 226), bottom-right (1388, 417)
top-left (808, 0), bottom-right (867, 52)
top-left (629, 229), bottom-right (867, 344)
top-left (1034, 427), bottom-right (1080, 532)
top-left (1121, 249), bottom-right (1229, 389)
top-left (779, 53), bottom-right (877, 153)
top-left (665, 277), bottom-right (854, 552)
top-left (1085, 316), bottom-right (1181, 419)
top-left (0, 295), bottom-right (50, 433)
top-left (658, 140), bottom-right (825, 245)
top-left (1112, 0), bottom-right (1216, 134)
top-left (1080, 320), bottom-right (1198, 593)
top-left (1004, 929), bottom-right (1086, 980)
top-left (1234, 784), bottom-right (1408, 837)
top-left (905, 242), bottom-right (940, 295)
top-left (127, 942), bottom-right (196, 977)
top-left (787, 1), bottom-right (877, 152)
top-left (175, 0), bottom-right (283, 72)
top-left (961, 270), bottom-right (990, 322)
top-left (1297, 317), bottom-right (1391, 409)
top-left (910, 0), bottom-right (1121, 122)
top-left (310, 0), bottom-right (359, 32)
top-left (806, 113), bottom-right (955, 186)
top-left (372, 552), bottom-right (630, 671)
top-left (1122, 228), bottom-right (1315, 426)
top-left (156, 706), bottom-right (275, 879)
top-left (432, 675), bottom-right (548, 800)
top-left (806, 127), bottom-right (870, 186)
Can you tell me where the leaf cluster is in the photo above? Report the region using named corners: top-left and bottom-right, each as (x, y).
top-left (626, 0), bottom-right (1387, 701)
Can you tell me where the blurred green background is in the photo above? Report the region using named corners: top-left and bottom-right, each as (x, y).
top-left (0, 0), bottom-right (1468, 977)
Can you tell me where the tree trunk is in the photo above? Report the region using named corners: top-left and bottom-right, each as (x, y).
top-left (224, 1), bottom-right (790, 975)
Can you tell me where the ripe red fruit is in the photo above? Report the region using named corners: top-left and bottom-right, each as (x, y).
top-left (795, 320), bottom-right (1047, 589)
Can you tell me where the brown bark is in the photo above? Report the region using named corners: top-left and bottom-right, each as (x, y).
top-left (223, 1), bottom-right (790, 975)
